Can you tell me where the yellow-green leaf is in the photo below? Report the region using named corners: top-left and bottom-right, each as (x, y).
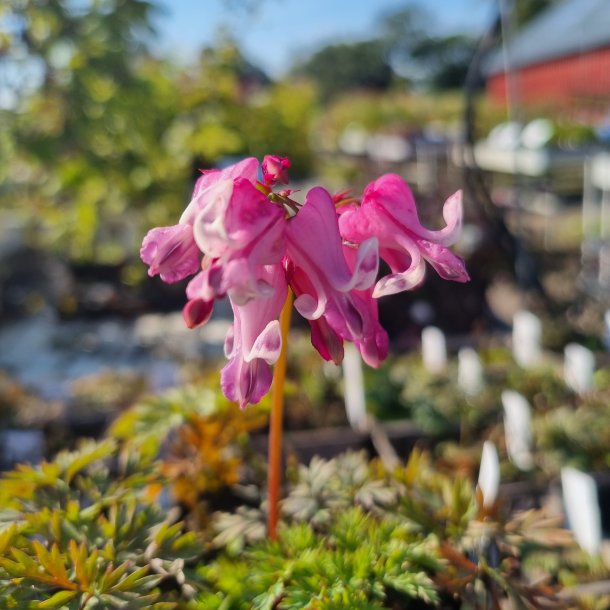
top-left (37, 589), bottom-right (78, 609)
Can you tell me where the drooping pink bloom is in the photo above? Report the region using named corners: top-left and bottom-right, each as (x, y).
top-left (339, 174), bottom-right (469, 298)
top-left (186, 177), bottom-right (286, 305)
top-left (342, 244), bottom-right (389, 368)
top-left (183, 297), bottom-right (214, 329)
top-left (140, 224), bottom-right (200, 283)
top-left (285, 186), bottom-right (381, 365)
top-left (180, 157), bottom-right (260, 225)
top-left (140, 158), bottom-right (261, 284)
top-left (221, 265), bottom-right (287, 408)
top-left (261, 155), bottom-right (291, 186)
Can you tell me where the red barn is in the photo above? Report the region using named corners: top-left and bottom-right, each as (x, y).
top-left (486, 0), bottom-right (610, 117)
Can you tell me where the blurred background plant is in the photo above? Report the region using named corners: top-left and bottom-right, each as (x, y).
top-left (2, 0), bottom-right (583, 276)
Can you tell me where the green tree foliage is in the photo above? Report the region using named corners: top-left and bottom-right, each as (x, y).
top-left (1, 0), bottom-right (170, 261)
top-left (0, 1), bottom-right (315, 264)
top-left (377, 5), bottom-right (475, 90)
top-left (295, 40), bottom-right (394, 100)
top-left (410, 34), bottom-right (476, 91)
top-left (513, 0), bottom-right (562, 27)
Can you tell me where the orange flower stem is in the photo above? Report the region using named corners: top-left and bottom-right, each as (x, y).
top-left (267, 289), bottom-right (293, 540)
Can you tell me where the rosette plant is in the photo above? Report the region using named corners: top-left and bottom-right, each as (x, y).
top-left (141, 155), bottom-right (468, 536)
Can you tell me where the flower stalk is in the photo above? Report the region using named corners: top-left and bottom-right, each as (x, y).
top-left (267, 289), bottom-right (293, 540)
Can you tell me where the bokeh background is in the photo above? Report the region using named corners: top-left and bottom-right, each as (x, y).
top-left (1, 0), bottom-right (610, 507)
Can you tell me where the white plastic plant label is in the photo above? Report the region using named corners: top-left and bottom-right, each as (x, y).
top-left (501, 390), bottom-right (534, 471)
top-left (342, 342), bottom-right (367, 431)
top-left (421, 326), bottom-right (447, 374)
top-left (458, 347), bottom-right (483, 396)
top-left (512, 310), bottom-right (542, 368)
top-left (561, 467), bottom-right (602, 555)
top-left (564, 343), bottom-right (595, 394)
top-left (478, 441), bottom-right (500, 507)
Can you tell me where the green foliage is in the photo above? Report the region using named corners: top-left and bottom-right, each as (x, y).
top-left (196, 507), bottom-right (441, 609)
top-left (534, 398), bottom-right (610, 472)
top-left (110, 380), bottom-right (269, 516)
top-left (0, 3), bottom-right (316, 264)
top-left (0, 412), bottom-right (583, 609)
top-left (202, 450), bottom-right (573, 608)
top-left (109, 384), bottom-right (223, 451)
top-left (296, 40), bottom-right (394, 100)
top-left (0, 439), bottom-right (202, 609)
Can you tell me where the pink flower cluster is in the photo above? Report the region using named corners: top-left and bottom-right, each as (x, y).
top-left (141, 156), bottom-right (469, 407)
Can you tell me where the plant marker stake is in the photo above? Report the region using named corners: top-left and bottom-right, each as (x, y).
top-left (512, 310), bottom-right (542, 368)
top-left (561, 467), bottom-right (602, 555)
top-left (267, 290), bottom-right (293, 540)
top-left (342, 343), bottom-right (367, 432)
top-left (421, 326), bottom-right (447, 374)
top-left (477, 441), bottom-right (500, 508)
top-left (563, 343), bottom-right (595, 394)
top-left (457, 347), bottom-right (483, 396)
top-left (501, 390), bottom-right (534, 471)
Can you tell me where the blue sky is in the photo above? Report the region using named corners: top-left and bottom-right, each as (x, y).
top-left (153, 0), bottom-right (495, 77)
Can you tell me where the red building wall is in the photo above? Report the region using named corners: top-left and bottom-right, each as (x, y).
top-left (487, 45), bottom-right (610, 109)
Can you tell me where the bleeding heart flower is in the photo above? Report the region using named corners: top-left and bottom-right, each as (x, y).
top-left (140, 157), bottom-right (261, 284)
top-left (341, 244), bottom-right (389, 368)
top-left (140, 223), bottom-right (200, 283)
top-left (285, 186), bottom-right (381, 365)
top-left (221, 265), bottom-right (287, 408)
top-left (339, 174), bottom-right (469, 297)
top-left (141, 157), bottom-right (469, 409)
top-left (180, 157), bottom-right (260, 225)
top-left (187, 178), bottom-right (286, 305)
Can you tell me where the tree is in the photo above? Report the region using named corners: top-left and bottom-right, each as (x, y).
top-left (0, 0), bottom-right (177, 261)
top-left (411, 34), bottom-right (476, 90)
top-left (0, 2), bottom-right (318, 265)
top-left (377, 5), bottom-right (475, 90)
top-left (513, 0), bottom-right (562, 27)
top-left (295, 40), bottom-right (393, 100)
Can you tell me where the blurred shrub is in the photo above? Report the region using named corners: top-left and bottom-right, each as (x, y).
top-left (69, 369), bottom-right (148, 419)
top-left (0, 2), bottom-right (316, 265)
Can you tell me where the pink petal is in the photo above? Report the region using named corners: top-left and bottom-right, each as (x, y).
top-left (309, 316), bottom-right (344, 365)
top-left (180, 157), bottom-right (260, 227)
top-left (140, 224), bottom-right (200, 283)
top-left (186, 264), bottom-right (224, 302)
top-left (262, 155), bottom-right (291, 185)
top-left (193, 157), bottom-right (259, 198)
top-left (247, 320), bottom-right (282, 363)
top-left (339, 176), bottom-right (468, 295)
top-left (347, 237), bottom-right (379, 291)
top-left (220, 265), bottom-right (287, 408)
top-left (414, 239), bottom-right (470, 282)
top-left (221, 357), bottom-right (273, 409)
top-left (182, 298), bottom-right (214, 329)
top-left (372, 240), bottom-right (426, 297)
top-left (286, 187), bottom-right (377, 319)
top-left (363, 175), bottom-right (463, 247)
top-left (190, 179), bottom-right (236, 255)
top-left (187, 178), bottom-right (286, 305)
top-left (341, 245), bottom-right (389, 367)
